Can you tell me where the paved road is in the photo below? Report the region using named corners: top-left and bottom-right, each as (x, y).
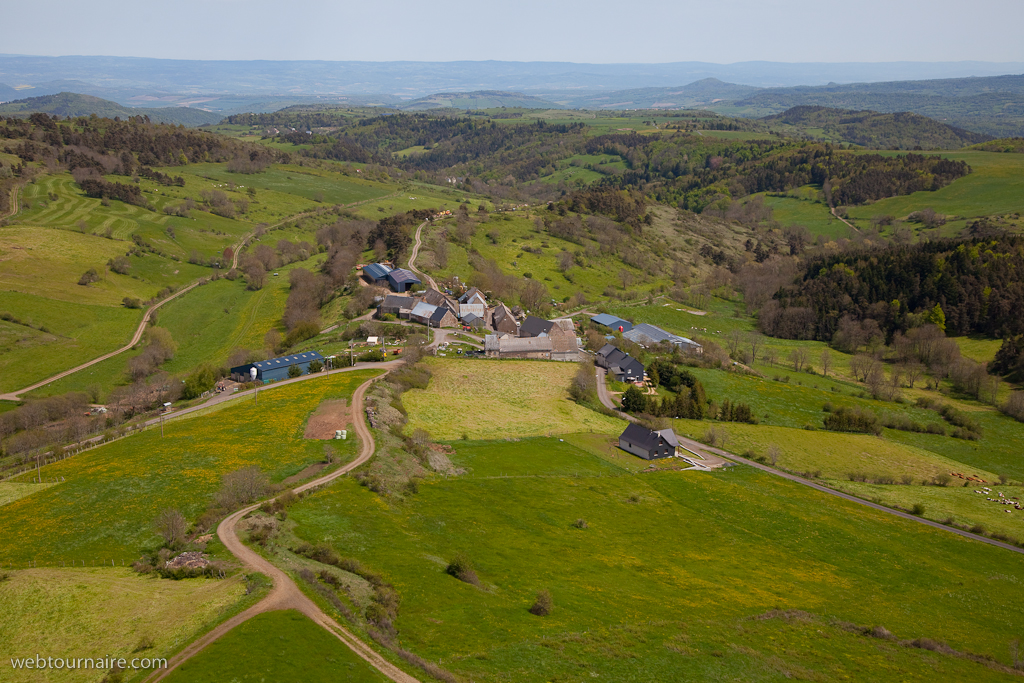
top-left (147, 367), bottom-right (419, 683)
top-left (407, 220), bottom-right (437, 290)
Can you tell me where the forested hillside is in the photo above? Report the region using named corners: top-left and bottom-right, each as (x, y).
top-left (763, 106), bottom-right (992, 149)
top-left (0, 92), bottom-right (222, 127)
top-left (763, 236), bottom-right (1024, 341)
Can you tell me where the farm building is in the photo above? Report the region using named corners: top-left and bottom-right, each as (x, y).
top-left (387, 268), bottom-right (421, 292)
top-left (596, 344), bottom-right (644, 382)
top-left (520, 315), bottom-right (556, 338)
top-left (363, 263), bottom-right (392, 286)
top-left (491, 302), bottom-right (519, 335)
top-left (461, 312), bottom-right (486, 329)
top-left (459, 287), bottom-right (487, 307)
top-left (410, 301), bottom-right (457, 328)
top-left (590, 313), bottom-right (633, 333)
top-left (378, 294), bottom-right (415, 319)
top-left (484, 334), bottom-right (553, 359)
top-left (230, 351), bottom-right (325, 383)
top-left (623, 324), bottom-right (702, 353)
top-left (460, 302), bottom-right (486, 320)
top-left (618, 423), bottom-right (679, 460)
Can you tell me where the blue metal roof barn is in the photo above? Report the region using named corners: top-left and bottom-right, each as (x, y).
top-left (387, 268), bottom-right (421, 292)
top-left (590, 313), bottom-right (633, 332)
top-left (363, 263), bottom-right (392, 284)
top-left (230, 351), bottom-right (325, 383)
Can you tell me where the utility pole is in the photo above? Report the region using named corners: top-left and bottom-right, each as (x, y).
top-left (160, 414), bottom-right (164, 437)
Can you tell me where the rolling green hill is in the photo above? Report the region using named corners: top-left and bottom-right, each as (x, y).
top-left (0, 92), bottom-right (223, 127)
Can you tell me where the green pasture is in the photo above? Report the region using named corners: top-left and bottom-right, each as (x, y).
top-left (0, 371), bottom-right (377, 563)
top-left (0, 482), bottom-right (55, 507)
top-left (845, 151), bottom-right (1024, 224)
top-left (183, 163), bottom-right (392, 207)
top-left (0, 568), bottom-right (253, 683)
top-left (756, 194), bottom-right (853, 238)
top-left (285, 438), bottom-right (1024, 680)
top-left (17, 173), bottom-right (248, 260)
top-left (836, 481), bottom-right (1024, 541)
top-left (162, 610), bottom-right (389, 683)
top-left (21, 344), bottom-right (140, 401)
top-left (0, 225), bottom-right (208, 306)
top-left (0, 290), bottom-right (140, 394)
top-left (403, 357), bottom-right (625, 441)
top-left (157, 269), bottom-right (294, 375)
top-left (425, 214), bottom-right (667, 303)
top-left (954, 335), bottom-right (1004, 363)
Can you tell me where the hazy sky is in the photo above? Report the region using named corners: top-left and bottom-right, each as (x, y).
top-left (4, 0), bottom-right (1023, 63)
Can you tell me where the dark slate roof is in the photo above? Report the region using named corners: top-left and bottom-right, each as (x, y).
top-left (619, 356), bottom-right (644, 375)
top-left (462, 312), bottom-right (482, 325)
top-left (429, 307), bottom-right (451, 324)
top-left (597, 343), bottom-right (619, 359)
top-left (364, 263), bottom-right (392, 280)
top-left (520, 315), bottom-right (555, 337)
top-left (380, 294), bottom-right (414, 309)
top-left (387, 268), bottom-right (421, 285)
top-left (459, 287), bottom-right (485, 304)
top-left (620, 423), bottom-right (663, 453)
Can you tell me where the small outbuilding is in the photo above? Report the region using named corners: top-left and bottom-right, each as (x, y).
top-left (618, 423), bottom-right (679, 460)
top-left (378, 294), bottom-right (415, 319)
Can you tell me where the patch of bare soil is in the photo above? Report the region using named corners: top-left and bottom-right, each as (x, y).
top-left (304, 399), bottom-right (349, 439)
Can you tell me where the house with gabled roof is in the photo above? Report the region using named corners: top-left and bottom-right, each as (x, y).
top-left (386, 268), bottom-right (421, 292)
top-left (520, 315), bottom-right (556, 338)
top-left (491, 302), bottom-right (519, 335)
top-left (596, 344), bottom-right (644, 382)
top-left (618, 423), bottom-right (679, 460)
top-left (459, 287), bottom-right (487, 307)
top-left (377, 294), bottom-right (416, 319)
top-left (590, 313), bottom-right (633, 333)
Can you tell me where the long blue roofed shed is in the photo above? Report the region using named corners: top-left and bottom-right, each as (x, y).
top-left (230, 351), bottom-right (325, 383)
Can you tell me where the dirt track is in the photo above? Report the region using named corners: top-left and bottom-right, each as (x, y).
top-left (147, 371), bottom-right (419, 683)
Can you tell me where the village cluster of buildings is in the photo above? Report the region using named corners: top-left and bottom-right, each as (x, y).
top-left (376, 285), bottom-right (581, 362)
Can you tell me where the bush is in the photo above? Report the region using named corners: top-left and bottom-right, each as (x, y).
top-left (571, 518), bottom-right (588, 529)
top-left (823, 406), bottom-right (881, 435)
top-left (183, 364), bottom-right (218, 399)
top-left (78, 268), bottom-right (101, 286)
top-left (288, 364), bottom-right (303, 378)
top-left (911, 503), bottom-right (926, 516)
top-left (122, 297), bottom-right (143, 309)
top-left (445, 553), bottom-right (479, 586)
top-left (529, 589), bottom-right (553, 616)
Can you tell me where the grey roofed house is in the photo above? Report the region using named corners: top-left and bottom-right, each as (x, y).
top-left (491, 302), bottom-right (519, 335)
top-left (421, 288), bottom-right (450, 307)
top-left (363, 262), bottom-right (392, 284)
top-left (386, 268), bottom-right (421, 292)
top-left (618, 423), bottom-right (678, 460)
top-left (409, 300), bottom-right (438, 324)
top-left (520, 315), bottom-right (555, 338)
top-left (590, 313), bottom-right (633, 333)
top-left (461, 312), bottom-right (485, 328)
top-left (459, 287), bottom-right (487, 306)
top-left (428, 307), bottom-right (456, 327)
top-left (623, 323), bottom-right (702, 353)
top-left (459, 302), bottom-right (486, 320)
top-left (378, 294), bottom-right (415, 318)
top-left (596, 344), bottom-right (643, 380)
top-left (484, 334), bottom-right (552, 358)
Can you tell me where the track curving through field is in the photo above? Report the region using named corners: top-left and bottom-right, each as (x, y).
top-left (146, 364), bottom-right (418, 683)
top-left (407, 220), bottom-right (437, 290)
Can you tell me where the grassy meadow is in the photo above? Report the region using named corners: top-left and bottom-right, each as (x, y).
top-left (161, 610), bottom-right (389, 683)
top-left (284, 438), bottom-right (1024, 681)
top-left (402, 357), bottom-right (625, 440)
top-left (0, 370), bottom-right (378, 564)
top-left (0, 568), bottom-right (257, 683)
top-left (0, 290), bottom-right (140, 394)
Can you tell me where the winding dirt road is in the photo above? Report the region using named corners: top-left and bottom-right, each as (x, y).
top-left (407, 220), bottom-right (437, 290)
top-left (147, 367), bottom-right (418, 683)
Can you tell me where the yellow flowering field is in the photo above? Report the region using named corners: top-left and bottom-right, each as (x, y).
top-left (0, 370), bottom-right (379, 564)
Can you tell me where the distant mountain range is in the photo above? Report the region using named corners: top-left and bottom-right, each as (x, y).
top-left (0, 92), bottom-right (223, 126)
